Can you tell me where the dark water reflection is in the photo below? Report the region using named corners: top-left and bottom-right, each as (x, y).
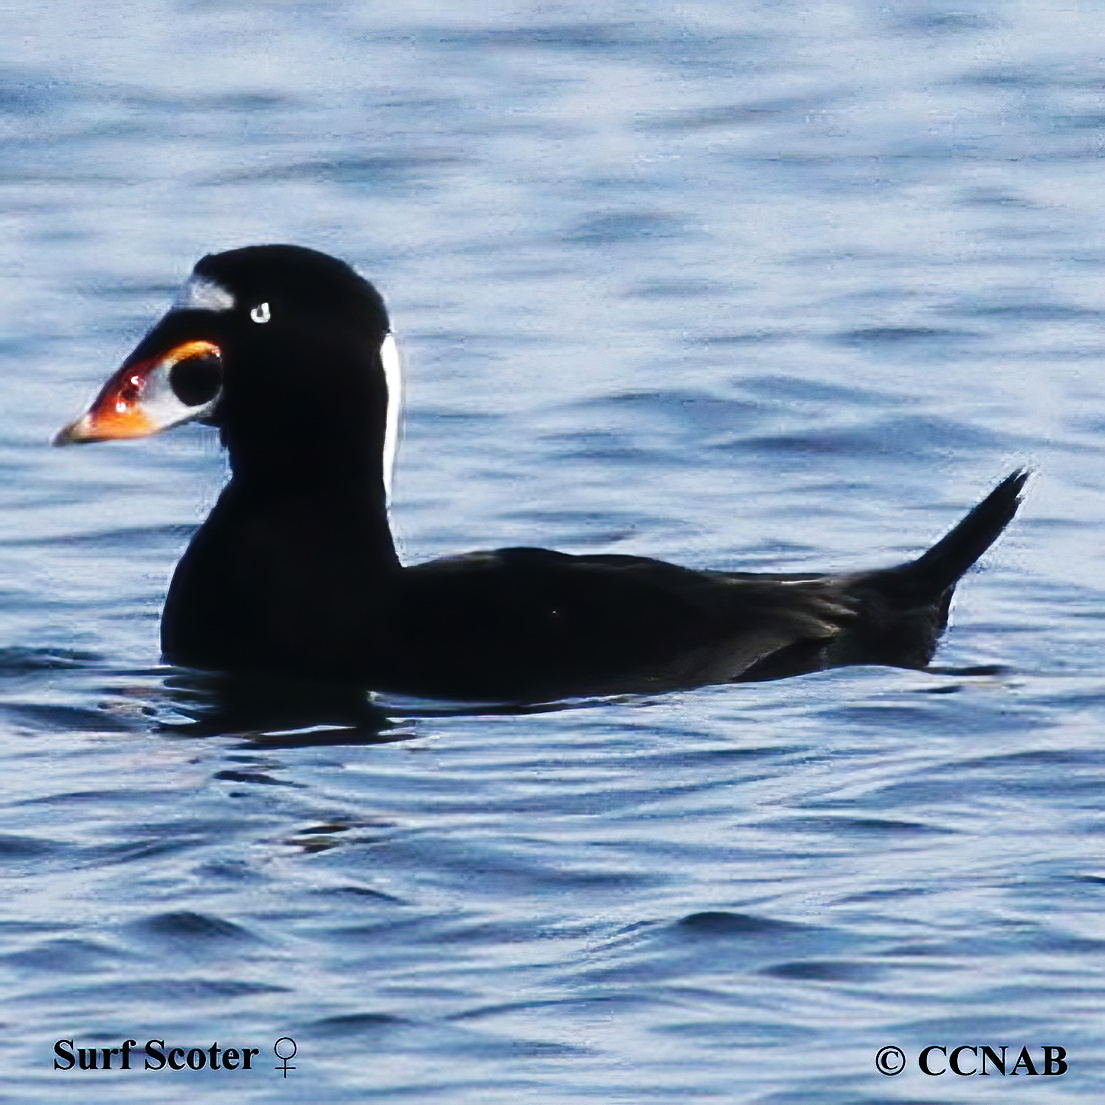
top-left (2, 2), bottom-right (1105, 1102)
top-left (157, 671), bottom-right (411, 746)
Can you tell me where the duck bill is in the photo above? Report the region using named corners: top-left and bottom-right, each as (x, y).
top-left (53, 339), bottom-right (222, 446)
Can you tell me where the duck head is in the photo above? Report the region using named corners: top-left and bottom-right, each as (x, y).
top-left (55, 245), bottom-right (401, 495)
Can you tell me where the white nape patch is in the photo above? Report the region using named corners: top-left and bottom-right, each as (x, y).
top-left (380, 332), bottom-right (403, 504)
top-left (250, 301), bottom-right (271, 324)
top-left (175, 274), bottom-right (236, 313)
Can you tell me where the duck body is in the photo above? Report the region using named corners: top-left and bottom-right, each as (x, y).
top-left (57, 245), bottom-right (1027, 703)
top-left (163, 465), bottom-right (1025, 701)
top-left (165, 504), bottom-right (841, 700)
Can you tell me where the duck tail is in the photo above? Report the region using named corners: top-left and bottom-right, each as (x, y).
top-left (874, 468), bottom-right (1029, 608)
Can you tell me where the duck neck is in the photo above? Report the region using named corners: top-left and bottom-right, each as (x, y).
top-left (225, 453), bottom-right (401, 575)
top-left (215, 327), bottom-right (402, 572)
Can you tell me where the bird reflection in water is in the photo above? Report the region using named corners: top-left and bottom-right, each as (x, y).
top-left (156, 669), bottom-right (410, 747)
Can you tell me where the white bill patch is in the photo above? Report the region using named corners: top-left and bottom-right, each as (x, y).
top-left (138, 344), bottom-right (223, 431)
top-left (380, 332), bottom-right (403, 503)
top-left (175, 274), bottom-right (236, 313)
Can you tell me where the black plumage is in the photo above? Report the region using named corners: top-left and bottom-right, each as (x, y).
top-left (57, 245), bottom-right (1027, 702)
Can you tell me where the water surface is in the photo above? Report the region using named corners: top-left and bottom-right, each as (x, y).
top-left (1, 2), bottom-right (1103, 1101)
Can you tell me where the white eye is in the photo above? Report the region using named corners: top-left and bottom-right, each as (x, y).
top-left (250, 302), bottom-right (271, 324)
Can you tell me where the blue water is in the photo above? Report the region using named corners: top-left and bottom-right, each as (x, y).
top-left (2, 1), bottom-right (1103, 1101)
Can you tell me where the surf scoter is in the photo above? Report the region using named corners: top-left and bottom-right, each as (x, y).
top-left (54, 245), bottom-right (1027, 701)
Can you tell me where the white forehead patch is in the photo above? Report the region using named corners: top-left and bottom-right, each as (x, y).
top-left (175, 274), bottom-right (236, 312)
top-left (380, 332), bottom-right (403, 505)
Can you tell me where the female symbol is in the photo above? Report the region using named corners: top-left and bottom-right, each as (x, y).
top-left (274, 1037), bottom-right (297, 1077)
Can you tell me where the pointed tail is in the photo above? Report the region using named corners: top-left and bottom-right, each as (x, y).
top-left (874, 469), bottom-right (1029, 607)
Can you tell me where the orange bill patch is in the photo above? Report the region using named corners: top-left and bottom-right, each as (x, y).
top-left (54, 340), bottom-right (221, 445)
